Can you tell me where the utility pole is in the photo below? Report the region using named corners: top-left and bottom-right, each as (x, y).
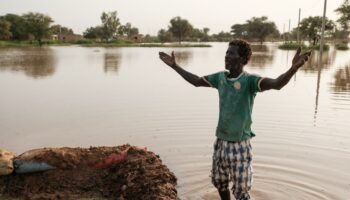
top-left (283, 23), bottom-right (286, 42)
top-left (297, 8), bottom-right (301, 44)
top-left (320, 0), bottom-right (327, 54)
top-left (288, 19), bottom-right (291, 42)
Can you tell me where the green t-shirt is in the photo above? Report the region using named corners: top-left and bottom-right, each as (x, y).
top-left (204, 71), bottom-right (262, 142)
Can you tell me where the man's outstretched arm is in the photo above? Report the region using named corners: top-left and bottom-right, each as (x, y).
top-left (260, 47), bottom-right (311, 91)
top-left (159, 51), bottom-right (210, 87)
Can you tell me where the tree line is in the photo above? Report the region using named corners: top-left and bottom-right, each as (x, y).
top-left (0, 0), bottom-right (349, 45)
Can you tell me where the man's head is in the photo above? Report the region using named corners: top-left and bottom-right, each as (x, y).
top-left (225, 39), bottom-right (252, 71)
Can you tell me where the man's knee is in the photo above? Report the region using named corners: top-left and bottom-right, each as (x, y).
top-left (211, 177), bottom-right (229, 192)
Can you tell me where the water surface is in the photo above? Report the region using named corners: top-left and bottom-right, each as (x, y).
top-left (0, 43), bottom-right (350, 200)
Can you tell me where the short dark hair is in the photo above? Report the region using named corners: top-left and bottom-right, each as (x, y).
top-left (229, 39), bottom-right (252, 65)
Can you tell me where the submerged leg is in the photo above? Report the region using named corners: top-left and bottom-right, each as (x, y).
top-left (218, 189), bottom-right (231, 200)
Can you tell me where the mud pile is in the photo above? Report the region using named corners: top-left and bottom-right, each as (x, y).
top-left (0, 145), bottom-right (177, 200)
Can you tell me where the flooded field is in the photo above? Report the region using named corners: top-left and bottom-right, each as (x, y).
top-left (0, 43), bottom-right (350, 199)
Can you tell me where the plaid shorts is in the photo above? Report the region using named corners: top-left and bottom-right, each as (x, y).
top-left (211, 138), bottom-right (253, 199)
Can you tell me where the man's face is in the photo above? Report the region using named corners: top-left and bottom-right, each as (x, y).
top-left (225, 45), bottom-right (242, 70)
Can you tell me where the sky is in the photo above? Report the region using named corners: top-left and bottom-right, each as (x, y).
top-left (0, 0), bottom-right (345, 35)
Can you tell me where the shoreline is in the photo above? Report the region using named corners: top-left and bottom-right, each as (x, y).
top-left (0, 40), bottom-right (211, 48)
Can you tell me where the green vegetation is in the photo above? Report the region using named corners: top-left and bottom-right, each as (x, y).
top-left (0, 40), bottom-right (34, 47)
top-left (79, 41), bottom-right (211, 48)
top-left (299, 16), bottom-right (335, 46)
top-left (100, 11), bottom-right (120, 41)
top-left (168, 17), bottom-right (193, 44)
top-left (231, 16), bottom-right (279, 44)
top-left (0, 40), bottom-right (72, 47)
top-left (1, 1), bottom-right (350, 48)
top-left (22, 12), bottom-right (53, 46)
top-left (2, 14), bottom-right (27, 40)
top-left (335, 0), bottom-right (350, 40)
top-left (0, 19), bottom-right (12, 39)
top-left (336, 43), bottom-right (349, 50)
top-left (118, 22), bottom-right (139, 38)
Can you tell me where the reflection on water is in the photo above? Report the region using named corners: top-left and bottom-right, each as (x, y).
top-left (1, 44), bottom-right (350, 200)
top-left (174, 51), bottom-right (192, 66)
top-left (250, 44), bottom-right (269, 52)
top-left (104, 49), bottom-right (121, 74)
top-left (250, 53), bottom-right (274, 68)
top-left (301, 49), bottom-right (336, 72)
top-left (333, 64), bottom-right (350, 92)
top-left (0, 47), bottom-right (56, 78)
top-left (249, 45), bottom-right (275, 68)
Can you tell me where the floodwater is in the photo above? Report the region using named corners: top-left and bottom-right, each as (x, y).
top-left (0, 43), bottom-right (350, 200)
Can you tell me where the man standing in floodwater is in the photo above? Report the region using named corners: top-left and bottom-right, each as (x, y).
top-left (159, 39), bottom-right (311, 200)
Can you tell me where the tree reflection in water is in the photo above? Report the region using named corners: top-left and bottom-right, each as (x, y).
top-left (333, 65), bottom-right (350, 92)
top-left (0, 47), bottom-right (56, 78)
top-left (174, 51), bottom-right (192, 67)
top-left (301, 49), bottom-right (336, 73)
top-left (104, 49), bottom-right (121, 74)
top-left (249, 44), bottom-right (274, 68)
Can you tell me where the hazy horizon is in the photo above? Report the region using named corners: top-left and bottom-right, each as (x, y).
top-left (0, 0), bottom-right (344, 35)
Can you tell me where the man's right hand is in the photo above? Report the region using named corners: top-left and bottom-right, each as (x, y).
top-left (159, 51), bottom-right (177, 68)
top-left (291, 47), bottom-right (311, 70)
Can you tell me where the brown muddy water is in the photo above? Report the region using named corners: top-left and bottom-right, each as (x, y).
top-left (0, 43), bottom-right (350, 200)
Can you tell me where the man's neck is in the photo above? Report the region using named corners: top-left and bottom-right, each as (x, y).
top-left (228, 69), bottom-right (243, 79)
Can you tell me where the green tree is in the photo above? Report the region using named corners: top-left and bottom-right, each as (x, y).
top-left (211, 31), bottom-right (232, 42)
top-left (22, 12), bottom-right (53, 45)
top-left (335, 0), bottom-right (350, 39)
top-left (129, 27), bottom-right (139, 37)
top-left (101, 11), bottom-right (120, 41)
top-left (117, 24), bottom-right (126, 36)
top-left (83, 26), bottom-right (103, 39)
top-left (51, 24), bottom-right (73, 35)
top-left (158, 29), bottom-right (173, 43)
top-left (202, 27), bottom-right (210, 42)
top-left (190, 27), bottom-right (210, 41)
top-left (0, 19), bottom-right (12, 40)
top-left (125, 23), bottom-right (139, 38)
top-left (299, 16), bottom-right (335, 45)
top-left (245, 16), bottom-right (279, 44)
top-left (168, 16), bottom-right (193, 43)
top-left (118, 23), bottom-right (139, 38)
top-left (3, 14), bottom-right (27, 40)
top-left (231, 24), bottom-right (247, 38)
top-left (191, 28), bottom-right (203, 40)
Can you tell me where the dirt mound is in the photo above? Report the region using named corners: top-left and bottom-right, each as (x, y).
top-left (0, 145), bottom-right (178, 200)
